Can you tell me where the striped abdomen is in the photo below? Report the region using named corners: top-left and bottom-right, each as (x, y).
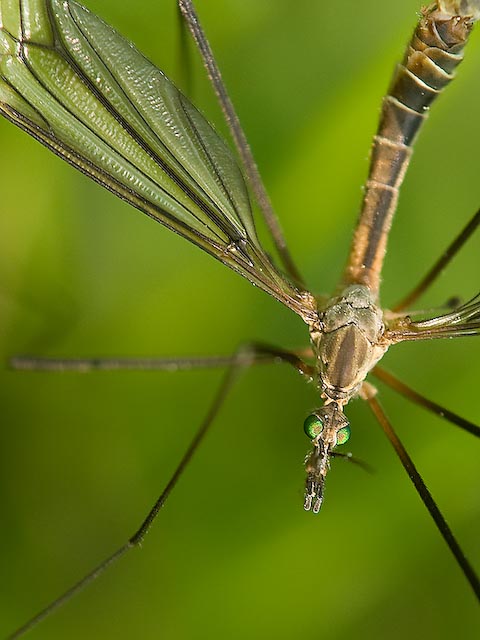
top-left (344, 3), bottom-right (478, 296)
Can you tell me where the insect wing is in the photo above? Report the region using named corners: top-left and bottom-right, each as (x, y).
top-left (0, 0), bottom-right (310, 318)
top-left (386, 294), bottom-right (480, 341)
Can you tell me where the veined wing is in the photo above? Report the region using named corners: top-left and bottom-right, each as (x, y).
top-left (386, 293), bottom-right (480, 341)
top-left (0, 0), bottom-right (316, 322)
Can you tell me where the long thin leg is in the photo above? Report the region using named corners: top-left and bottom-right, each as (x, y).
top-left (361, 382), bottom-right (480, 602)
top-left (9, 342), bottom-right (314, 377)
top-left (6, 343), bottom-right (313, 639)
top-left (371, 366), bottom-right (480, 438)
top-left (393, 208), bottom-right (480, 312)
top-left (10, 354), bottom-right (267, 372)
top-left (176, 0), bottom-right (193, 94)
top-left (177, 0), bottom-right (304, 287)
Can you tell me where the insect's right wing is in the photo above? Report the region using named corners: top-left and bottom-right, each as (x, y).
top-left (385, 294), bottom-right (480, 341)
top-left (0, 0), bottom-right (316, 323)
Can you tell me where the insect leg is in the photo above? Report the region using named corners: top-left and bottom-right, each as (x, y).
top-left (9, 354), bottom-right (265, 372)
top-left (6, 343), bottom-right (312, 639)
top-left (9, 343), bottom-right (313, 376)
top-left (176, 0), bottom-right (305, 287)
top-left (393, 208), bottom-right (480, 312)
top-left (371, 366), bottom-right (480, 438)
top-left (361, 381), bottom-right (480, 602)
top-left (175, 0), bottom-right (194, 95)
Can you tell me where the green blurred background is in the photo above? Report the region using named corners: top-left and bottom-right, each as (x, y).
top-left (0, 1), bottom-right (479, 638)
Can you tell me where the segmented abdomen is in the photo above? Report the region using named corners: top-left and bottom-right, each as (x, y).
top-left (344, 3), bottom-right (478, 295)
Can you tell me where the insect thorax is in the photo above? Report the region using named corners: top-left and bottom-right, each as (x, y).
top-left (310, 285), bottom-right (388, 403)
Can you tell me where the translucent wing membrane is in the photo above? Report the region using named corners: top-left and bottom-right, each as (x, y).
top-left (0, 0), bottom-right (315, 322)
top-left (386, 293), bottom-right (480, 341)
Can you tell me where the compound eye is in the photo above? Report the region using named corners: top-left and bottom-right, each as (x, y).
top-left (336, 425), bottom-right (351, 446)
top-left (303, 413), bottom-right (323, 440)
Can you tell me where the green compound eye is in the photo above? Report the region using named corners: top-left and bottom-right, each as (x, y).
top-left (336, 425), bottom-right (351, 446)
top-left (303, 414), bottom-right (323, 440)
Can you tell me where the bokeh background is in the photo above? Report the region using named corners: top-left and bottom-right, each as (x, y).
top-left (0, 1), bottom-right (479, 638)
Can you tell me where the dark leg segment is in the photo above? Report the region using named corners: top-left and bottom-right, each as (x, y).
top-left (362, 383), bottom-right (480, 602)
top-left (9, 342), bottom-right (313, 376)
top-left (393, 208), bottom-right (480, 312)
top-left (177, 0), bottom-right (304, 286)
top-left (7, 344), bottom-right (312, 639)
top-left (176, 0), bottom-right (193, 94)
top-left (10, 354), bottom-right (267, 372)
top-left (371, 366), bottom-right (480, 438)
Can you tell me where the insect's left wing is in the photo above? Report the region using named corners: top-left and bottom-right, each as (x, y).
top-left (0, 0), bottom-right (316, 322)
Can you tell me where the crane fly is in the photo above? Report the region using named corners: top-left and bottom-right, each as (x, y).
top-left (0, 0), bottom-right (479, 638)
